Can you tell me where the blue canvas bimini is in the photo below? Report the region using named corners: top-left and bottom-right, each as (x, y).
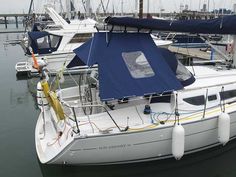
top-left (68, 32), bottom-right (193, 101)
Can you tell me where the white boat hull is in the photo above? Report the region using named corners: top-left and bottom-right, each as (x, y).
top-left (36, 110), bottom-right (236, 165)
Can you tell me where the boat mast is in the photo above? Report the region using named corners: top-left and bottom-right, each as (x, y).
top-left (25, 0), bottom-right (34, 32)
top-left (198, 0), bottom-right (201, 11)
top-left (86, 0), bottom-right (91, 17)
top-left (121, 0), bottom-right (124, 16)
top-left (135, 0), bottom-right (138, 17)
top-left (147, 0), bottom-right (150, 14)
top-left (59, 0), bottom-right (63, 14)
top-left (160, 0), bottom-right (162, 18)
top-left (232, 35), bottom-right (236, 68)
top-left (66, 0), bottom-right (71, 19)
top-left (207, 0), bottom-right (210, 12)
top-left (139, 0), bottom-right (143, 18)
top-left (100, 0), bottom-right (106, 14)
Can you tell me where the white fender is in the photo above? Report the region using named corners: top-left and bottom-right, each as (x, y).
top-left (172, 124), bottom-right (185, 160)
top-left (37, 82), bottom-right (49, 110)
top-left (218, 112), bottom-right (230, 145)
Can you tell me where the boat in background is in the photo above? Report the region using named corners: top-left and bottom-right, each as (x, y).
top-left (15, 6), bottom-right (97, 76)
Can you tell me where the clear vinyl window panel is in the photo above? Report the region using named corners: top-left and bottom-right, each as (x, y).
top-left (176, 60), bottom-right (192, 81)
top-left (37, 36), bottom-right (50, 49)
top-left (50, 35), bottom-right (61, 48)
top-left (122, 51), bottom-right (155, 79)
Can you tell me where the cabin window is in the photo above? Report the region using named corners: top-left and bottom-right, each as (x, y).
top-left (37, 36), bottom-right (50, 49)
top-left (183, 95), bottom-right (205, 105)
top-left (49, 35), bottom-right (61, 48)
top-left (220, 89), bottom-right (236, 100)
top-left (208, 95), bottom-right (217, 101)
top-left (69, 33), bottom-right (92, 43)
top-left (122, 51), bottom-right (155, 79)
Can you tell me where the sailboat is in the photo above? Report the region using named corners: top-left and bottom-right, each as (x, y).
top-left (35, 13), bottom-right (236, 165)
top-left (34, 16), bottom-right (236, 165)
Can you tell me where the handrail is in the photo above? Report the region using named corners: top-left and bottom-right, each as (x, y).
top-left (62, 102), bottom-right (127, 132)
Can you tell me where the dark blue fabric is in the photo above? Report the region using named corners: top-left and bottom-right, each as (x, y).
top-left (66, 55), bottom-right (86, 68)
top-left (158, 48), bottom-right (195, 86)
top-left (68, 38), bottom-right (94, 67)
top-left (28, 31), bottom-right (49, 40)
top-left (158, 48), bottom-right (177, 72)
top-left (72, 32), bottom-right (184, 101)
top-left (105, 16), bottom-right (236, 34)
top-left (27, 31), bottom-right (61, 54)
top-left (28, 31), bottom-right (50, 54)
top-left (31, 23), bottom-right (41, 32)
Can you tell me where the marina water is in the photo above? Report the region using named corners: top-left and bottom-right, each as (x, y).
top-left (1, 27), bottom-right (236, 177)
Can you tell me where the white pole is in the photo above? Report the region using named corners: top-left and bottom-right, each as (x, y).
top-left (86, 0), bottom-right (91, 17)
top-left (147, 0), bottom-right (150, 14)
top-left (121, 0), bottom-right (124, 16)
top-left (208, 0), bottom-right (210, 12)
top-left (135, 0), bottom-right (138, 17)
top-left (66, 0), bottom-right (70, 19)
top-left (160, 0), bottom-right (162, 18)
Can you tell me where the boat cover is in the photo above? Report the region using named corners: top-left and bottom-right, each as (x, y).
top-left (69, 32), bottom-right (193, 101)
top-left (67, 55), bottom-right (86, 68)
top-left (105, 16), bottom-right (236, 35)
top-left (27, 31), bottom-right (62, 54)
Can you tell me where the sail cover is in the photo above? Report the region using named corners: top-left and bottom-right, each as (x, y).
top-left (105, 16), bottom-right (236, 35)
top-left (69, 32), bottom-right (185, 101)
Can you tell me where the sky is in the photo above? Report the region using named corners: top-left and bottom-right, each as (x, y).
top-left (0, 0), bottom-right (236, 14)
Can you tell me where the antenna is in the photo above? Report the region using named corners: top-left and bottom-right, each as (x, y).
top-left (24, 0), bottom-right (34, 32)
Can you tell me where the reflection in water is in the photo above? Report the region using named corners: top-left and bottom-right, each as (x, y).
top-left (10, 87), bottom-right (30, 107)
top-left (39, 139), bottom-right (236, 177)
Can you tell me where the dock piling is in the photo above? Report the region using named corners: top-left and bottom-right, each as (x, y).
top-left (4, 16), bottom-right (7, 29)
top-left (15, 16), bottom-right (18, 28)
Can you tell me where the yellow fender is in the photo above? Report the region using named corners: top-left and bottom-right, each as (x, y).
top-left (48, 91), bottom-right (65, 121)
top-left (41, 80), bottom-right (65, 121)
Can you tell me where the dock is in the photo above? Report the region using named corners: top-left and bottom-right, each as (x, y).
top-left (168, 46), bottom-right (223, 61)
top-left (0, 29), bottom-right (24, 33)
top-left (0, 13), bottom-right (45, 29)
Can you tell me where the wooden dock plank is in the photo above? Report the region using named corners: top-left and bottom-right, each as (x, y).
top-left (168, 46), bottom-right (222, 60)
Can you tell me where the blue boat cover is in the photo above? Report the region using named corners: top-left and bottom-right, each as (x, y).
top-left (66, 55), bottom-right (86, 68)
top-left (27, 31), bottom-right (62, 55)
top-left (70, 32), bottom-right (188, 101)
top-left (28, 31), bottom-right (49, 40)
top-left (105, 16), bottom-right (236, 34)
top-left (68, 38), bottom-right (93, 67)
